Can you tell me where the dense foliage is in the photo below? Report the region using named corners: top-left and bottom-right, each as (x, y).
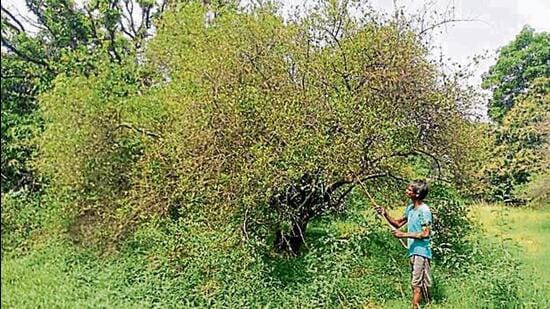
top-left (0, 55), bottom-right (47, 193)
top-left (1, 0), bottom-right (171, 193)
top-left (482, 77), bottom-right (549, 204)
top-left (33, 2), bottom-right (483, 252)
top-left (482, 26), bottom-right (549, 122)
top-left (480, 27), bottom-right (549, 204)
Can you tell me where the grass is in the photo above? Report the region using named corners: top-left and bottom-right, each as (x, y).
top-left (470, 203), bottom-right (550, 307)
top-left (0, 239), bottom-right (149, 308)
top-left (2, 203), bottom-right (548, 308)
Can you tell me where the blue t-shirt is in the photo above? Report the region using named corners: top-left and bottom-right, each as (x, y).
top-left (404, 203), bottom-right (432, 259)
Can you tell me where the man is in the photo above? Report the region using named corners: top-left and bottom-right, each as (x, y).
top-left (375, 179), bottom-right (433, 309)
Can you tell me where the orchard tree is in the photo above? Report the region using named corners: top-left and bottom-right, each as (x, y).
top-left (36, 1), bottom-right (483, 252)
top-left (482, 77), bottom-right (549, 203)
top-left (482, 26), bottom-right (549, 122)
top-left (480, 26), bottom-right (549, 204)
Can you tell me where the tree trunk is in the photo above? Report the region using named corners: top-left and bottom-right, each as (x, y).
top-left (274, 220), bottom-right (309, 253)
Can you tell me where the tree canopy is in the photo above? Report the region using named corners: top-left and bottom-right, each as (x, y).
top-left (1, 0), bottom-right (174, 193)
top-left (34, 2), bottom-right (483, 251)
top-left (482, 77), bottom-right (549, 203)
top-left (482, 26), bottom-right (550, 122)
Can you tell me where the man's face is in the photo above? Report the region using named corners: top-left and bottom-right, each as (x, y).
top-left (405, 185), bottom-right (417, 199)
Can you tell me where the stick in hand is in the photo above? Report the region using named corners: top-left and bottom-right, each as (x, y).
top-left (359, 182), bottom-right (408, 248)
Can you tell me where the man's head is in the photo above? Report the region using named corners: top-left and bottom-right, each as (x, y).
top-left (405, 179), bottom-right (429, 201)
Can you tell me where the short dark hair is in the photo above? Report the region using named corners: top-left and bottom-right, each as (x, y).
top-left (410, 179), bottom-right (429, 200)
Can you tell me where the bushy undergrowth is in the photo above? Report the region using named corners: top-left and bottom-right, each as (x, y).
top-left (1, 190), bottom-right (46, 255)
top-left (2, 197), bottom-right (533, 308)
top-left (429, 185), bottom-right (474, 269)
top-left (1, 173), bottom-right (527, 308)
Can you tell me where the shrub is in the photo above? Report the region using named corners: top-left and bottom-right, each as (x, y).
top-left (429, 184), bottom-right (474, 269)
top-left (1, 190), bottom-right (44, 255)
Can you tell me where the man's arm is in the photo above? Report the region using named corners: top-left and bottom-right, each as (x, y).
top-left (375, 207), bottom-right (407, 229)
top-left (394, 207), bottom-right (433, 239)
top-left (392, 226), bottom-right (430, 239)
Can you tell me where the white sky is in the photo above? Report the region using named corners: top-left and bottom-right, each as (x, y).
top-left (276, 0), bottom-right (550, 85)
top-left (373, 0), bottom-right (549, 83)
top-left (3, 0), bottom-right (549, 88)
top-left (370, 0), bottom-right (549, 119)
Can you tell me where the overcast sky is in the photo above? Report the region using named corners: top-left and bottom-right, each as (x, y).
top-left (377, 0), bottom-right (549, 83)
top-left (276, 0), bottom-right (550, 85)
top-left (4, 0), bottom-right (549, 85)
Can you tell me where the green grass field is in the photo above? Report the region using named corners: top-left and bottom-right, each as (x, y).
top-left (469, 204), bottom-right (550, 307)
top-left (2, 204), bottom-right (548, 308)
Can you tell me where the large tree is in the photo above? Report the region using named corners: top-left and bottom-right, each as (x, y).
top-left (482, 77), bottom-right (549, 203)
top-left (35, 1), bottom-right (482, 252)
top-left (482, 26), bottom-right (550, 122)
top-left (480, 26), bottom-right (550, 204)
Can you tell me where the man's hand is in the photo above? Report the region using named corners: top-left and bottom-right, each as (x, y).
top-left (344, 174), bottom-right (355, 182)
top-left (392, 230), bottom-right (406, 238)
top-left (374, 206), bottom-right (387, 216)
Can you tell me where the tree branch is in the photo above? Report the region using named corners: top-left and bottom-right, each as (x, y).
top-left (418, 18), bottom-right (479, 37)
top-left (370, 149), bottom-right (442, 181)
top-left (1, 6), bottom-right (26, 33)
top-left (241, 51), bottom-right (273, 91)
top-left (326, 172), bottom-right (388, 196)
top-left (114, 122), bottom-right (161, 139)
top-left (84, 5), bottom-right (100, 44)
top-left (1, 37), bottom-right (51, 69)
